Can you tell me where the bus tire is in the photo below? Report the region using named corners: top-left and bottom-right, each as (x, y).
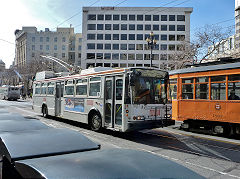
top-left (90, 113), bottom-right (102, 131)
top-left (42, 106), bottom-right (48, 118)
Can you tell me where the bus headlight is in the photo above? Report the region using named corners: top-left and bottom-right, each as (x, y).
top-left (133, 116), bottom-right (145, 120)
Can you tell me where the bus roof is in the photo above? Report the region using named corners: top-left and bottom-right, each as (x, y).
top-left (169, 62), bottom-right (240, 75)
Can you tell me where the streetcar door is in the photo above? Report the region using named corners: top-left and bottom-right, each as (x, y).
top-left (105, 77), bottom-right (114, 128)
top-left (114, 76), bottom-right (123, 128)
top-left (55, 82), bottom-right (63, 116)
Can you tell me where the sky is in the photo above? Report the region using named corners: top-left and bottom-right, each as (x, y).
top-left (0, 0), bottom-right (235, 68)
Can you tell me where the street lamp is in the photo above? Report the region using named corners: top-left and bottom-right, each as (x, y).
top-left (146, 32), bottom-right (157, 67)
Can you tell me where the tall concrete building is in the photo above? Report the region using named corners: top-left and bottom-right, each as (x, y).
top-left (0, 59), bottom-right (5, 72)
top-left (236, 0), bottom-right (240, 50)
top-left (14, 27), bottom-right (82, 70)
top-left (81, 7), bottom-right (193, 69)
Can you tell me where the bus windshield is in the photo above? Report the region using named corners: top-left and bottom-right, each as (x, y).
top-left (132, 77), bottom-right (166, 104)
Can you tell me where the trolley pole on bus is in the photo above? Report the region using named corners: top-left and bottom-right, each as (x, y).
top-left (146, 32), bottom-right (157, 67)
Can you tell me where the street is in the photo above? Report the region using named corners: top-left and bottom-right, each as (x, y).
top-left (1, 99), bottom-right (240, 179)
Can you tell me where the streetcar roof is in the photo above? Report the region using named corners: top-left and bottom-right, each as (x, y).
top-left (169, 62), bottom-right (240, 75)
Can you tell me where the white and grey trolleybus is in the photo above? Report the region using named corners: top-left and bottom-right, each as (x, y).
top-left (0, 86), bottom-right (20, 100)
top-left (33, 67), bottom-right (173, 132)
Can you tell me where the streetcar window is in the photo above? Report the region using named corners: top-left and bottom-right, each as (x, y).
top-left (182, 84), bottom-right (193, 99)
top-left (182, 78), bottom-right (193, 83)
top-left (169, 79), bottom-right (177, 100)
top-left (211, 76), bottom-right (226, 82)
top-left (35, 83), bottom-right (41, 94)
top-left (90, 77), bottom-right (101, 82)
top-left (228, 82), bottom-right (240, 100)
top-left (211, 83), bottom-right (226, 100)
top-left (229, 74), bottom-right (240, 81)
top-left (76, 85), bottom-right (87, 95)
top-left (196, 77), bottom-right (208, 83)
top-left (196, 84), bottom-right (208, 99)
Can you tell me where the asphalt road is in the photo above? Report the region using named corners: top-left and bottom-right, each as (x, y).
top-left (1, 99), bottom-right (240, 179)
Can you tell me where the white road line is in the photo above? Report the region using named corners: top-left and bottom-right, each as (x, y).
top-left (137, 148), bottom-right (240, 179)
top-left (12, 106), bottom-right (39, 116)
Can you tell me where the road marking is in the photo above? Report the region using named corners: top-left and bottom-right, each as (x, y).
top-left (137, 148), bottom-right (240, 179)
top-left (12, 106), bottom-right (39, 116)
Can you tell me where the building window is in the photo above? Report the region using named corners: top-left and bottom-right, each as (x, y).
top-left (177, 35), bottom-right (185, 41)
top-left (121, 34), bottom-right (127, 40)
top-left (88, 14), bottom-right (96, 20)
top-left (40, 37), bottom-right (43, 42)
top-left (154, 35), bottom-right (159, 40)
top-left (128, 44), bottom-right (135, 50)
top-left (32, 45), bottom-right (35, 50)
top-left (97, 24), bottom-right (103, 30)
top-left (113, 14), bottom-right (120, 20)
top-left (161, 15), bottom-right (167, 21)
top-left (144, 54), bottom-right (150, 60)
top-left (46, 37), bottom-right (49, 42)
top-left (87, 53), bottom-right (95, 59)
top-left (121, 24), bottom-right (127, 30)
top-left (113, 24), bottom-right (119, 30)
top-left (177, 25), bottom-right (185, 31)
top-left (161, 35), bottom-right (167, 41)
top-left (105, 14), bottom-right (112, 20)
top-left (120, 44), bottom-right (127, 50)
top-left (40, 45), bottom-right (43, 50)
top-left (97, 14), bottom-right (104, 20)
top-left (78, 45), bottom-right (81, 50)
top-left (145, 24), bottom-right (151, 31)
top-left (32, 37), bottom-right (35, 42)
top-left (97, 53), bottom-right (103, 59)
top-left (62, 45), bottom-right (65, 50)
top-left (32, 53), bottom-right (35, 57)
top-left (169, 25), bottom-right (175, 31)
top-left (113, 44), bottom-right (119, 50)
top-left (160, 54), bottom-right (167, 60)
top-left (54, 37), bottom-right (57, 42)
top-left (46, 45), bottom-right (49, 50)
top-left (153, 54), bottom-right (159, 60)
top-left (128, 54), bottom-right (135, 60)
top-left (97, 34), bottom-right (103, 40)
top-left (62, 37), bottom-right (66, 42)
top-left (87, 43), bottom-right (95, 50)
top-left (153, 25), bottom-right (159, 31)
top-left (161, 44), bottom-right (167, 50)
top-left (87, 34), bottom-right (95, 40)
top-left (177, 44), bottom-right (185, 51)
top-left (87, 24), bottom-right (96, 30)
top-left (137, 34), bottom-right (143, 40)
top-left (113, 34), bottom-right (119, 40)
top-left (169, 35), bottom-right (175, 41)
top-left (54, 53), bottom-right (58, 57)
top-left (169, 15), bottom-right (175, 21)
top-left (104, 53), bottom-right (111, 60)
top-left (161, 25), bottom-right (167, 31)
top-left (169, 44), bottom-right (175, 51)
top-left (105, 24), bottom-right (111, 30)
top-left (79, 38), bottom-right (82, 43)
top-left (105, 44), bottom-right (111, 50)
top-left (54, 45), bottom-right (57, 50)
top-left (129, 24), bottom-right (135, 30)
top-left (145, 15), bottom-right (151, 21)
top-left (120, 54), bottom-right (127, 60)
top-left (129, 15), bottom-right (135, 21)
top-left (137, 24), bottom-right (143, 30)
top-left (137, 15), bottom-right (143, 21)
top-left (62, 53), bottom-right (65, 58)
top-left (105, 34), bottom-right (111, 40)
top-left (112, 53), bottom-right (119, 60)
top-left (121, 15), bottom-right (127, 20)
top-left (153, 15), bottom-right (159, 21)
top-left (129, 34), bottom-right (135, 40)
top-left (136, 54), bottom-right (143, 60)
top-left (136, 44), bottom-right (143, 50)
top-left (177, 15), bottom-right (185, 21)
top-left (97, 44), bottom-right (103, 49)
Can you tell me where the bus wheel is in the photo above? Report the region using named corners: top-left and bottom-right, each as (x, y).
top-left (42, 106), bottom-right (48, 118)
top-left (90, 114), bottom-right (102, 131)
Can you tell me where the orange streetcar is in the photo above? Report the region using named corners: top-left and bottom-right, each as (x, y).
top-left (169, 61), bottom-right (240, 135)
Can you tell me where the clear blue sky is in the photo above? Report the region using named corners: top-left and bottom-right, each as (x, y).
top-left (0, 0), bottom-right (235, 68)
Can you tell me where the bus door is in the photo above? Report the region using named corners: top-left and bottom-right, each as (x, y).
top-left (104, 76), bottom-right (123, 129)
top-left (105, 77), bottom-right (114, 128)
top-left (55, 82), bottom-right (64, 116)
